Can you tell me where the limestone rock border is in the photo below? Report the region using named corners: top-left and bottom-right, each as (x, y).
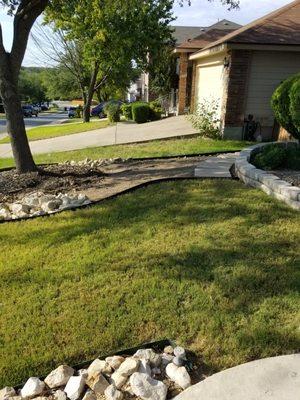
top-left (235, 142), bottom-right (300, 210)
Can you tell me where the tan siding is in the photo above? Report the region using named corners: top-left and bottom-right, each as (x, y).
top-left (245, 51), bottom-right (300, 126)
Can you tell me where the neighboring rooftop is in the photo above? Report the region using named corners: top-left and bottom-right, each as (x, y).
top-left (171, 19), bottom-right (241, 45)
top-left (176, 28), bottom-right (238, 50)
top-left (201, 0), bottom-right (300, 51)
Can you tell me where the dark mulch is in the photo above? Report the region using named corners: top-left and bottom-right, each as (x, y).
top-left (0, 164), bottom-right (105, 203)
top-left (271, 169), bottom-right (300, 187)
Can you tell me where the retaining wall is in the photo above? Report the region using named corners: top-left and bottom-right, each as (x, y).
top-left (235, 142), bottom-right (300, 210)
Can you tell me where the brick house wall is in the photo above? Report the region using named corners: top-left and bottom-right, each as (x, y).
top-left (221, 50), bottom-right (252, 138)
top-left (178, 53), bottom-right (189, 114)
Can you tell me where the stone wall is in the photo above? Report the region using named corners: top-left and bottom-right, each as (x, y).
top-left (235, 142), bottom-right (300, 210)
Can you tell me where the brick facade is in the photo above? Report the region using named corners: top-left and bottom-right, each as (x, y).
top-left (178, 53), bottom-right (189, 114)
top-left (221, 50), bottom-right (252, 128)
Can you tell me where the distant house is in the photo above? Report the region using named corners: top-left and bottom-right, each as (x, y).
top-left (176, 0), bottom-right (300, 140)
top-left (128, 20), bottom-right (240, 103)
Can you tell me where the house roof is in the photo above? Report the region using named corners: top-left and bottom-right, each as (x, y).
top-left (199, 0), bottom-right (300, 52)
top-left (171, 19), bottom-right (241, 45)
top-left (176, 28), bottom-right (238, 50)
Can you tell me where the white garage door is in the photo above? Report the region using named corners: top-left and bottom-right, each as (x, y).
top-left (196, 62), bottom-right (224, 117)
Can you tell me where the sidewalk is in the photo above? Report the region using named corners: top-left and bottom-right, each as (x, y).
top-left (0, 116), bottom-right (198, 158)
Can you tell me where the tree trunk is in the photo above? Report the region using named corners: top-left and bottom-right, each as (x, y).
top-left (0, 69), bottom-right (36, 173)
top-left (83, 63), bottom-right (99, 123)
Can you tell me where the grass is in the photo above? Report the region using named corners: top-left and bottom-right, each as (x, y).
top-left (0, 120), bottom-right (109, 144)
top-left (0, 136), bottom-right (251, 169)
top-left (0, 179), bottom-right (299, 386)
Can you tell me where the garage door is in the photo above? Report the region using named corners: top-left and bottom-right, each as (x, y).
top-left (196, 62), bottom-right (224, 117)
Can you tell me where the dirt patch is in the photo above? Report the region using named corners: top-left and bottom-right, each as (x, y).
top-left (0, 156), bottom-right (208, 204)
top-left (271, 169), bottom-right (300, 187)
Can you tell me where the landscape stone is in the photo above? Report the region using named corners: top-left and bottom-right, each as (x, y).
top-left (133, 349), bottom-right (161, 367)
top-left (163, 346), bottom-right (174, 355)
top-left (87, 359), bottom-right (112, 379)
top-left (110, 372), bottom-right (128, 389)
top-left (166, 364), bottom-right (191, 390)
top-left (20, 377), bottom-right (45, 398)
top-left (105, 356), bottom-right (125, 371)
top-left (82, 389), bottom-right (96, 400)
top-left (64, 375), bottom-right (86, 400)
top-left (0, 387), bottom-right (16, 400)
top-left (44, 365), bottom-right (74, 388)
top-left (86, 373), bottom-right (109, 394)
top-left (104, 385), bottom-right (124, 400)
top-left (52, 390), bottom-right (67, 400)
top-left (117, 358), bottom-right (140, 377)
top-left (130, 372), bottom-right (167, 400)
top-left (138, 360), bottom-right (151, 376)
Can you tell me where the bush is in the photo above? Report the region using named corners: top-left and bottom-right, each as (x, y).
top-left (286, 146), bottom-right (300, 170)
top-left (104, 102), bottom-right (120, 123)
top-left (187, 99), bottom-right (222, 139)
top-left (252, 145), bottom-right (288, 170)
top-left (121, 103), bottom-right (132, 120)
top-left (288, 78), bottom-right (300, 141)
top-left (149, 100), bottom-right (162, 121)
top-left (131, 102), bottom-right (150, 124)
top-left (271, 74), bottom-right (300, 141)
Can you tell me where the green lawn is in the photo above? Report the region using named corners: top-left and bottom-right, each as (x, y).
top-left (0, 180), bottom-right (299, 386)
top-left (0, 120), bottom-right (109, 144)
top-left (0, 136), bottom-right (252, 169)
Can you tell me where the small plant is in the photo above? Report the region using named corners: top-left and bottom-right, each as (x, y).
top-left (121, 103), bottom-right (132, 120)
top-left (286, 146), bottom-right (300, 170)
top-left (188, 99), bottom-right (222, 139)
top-left (252, 145), bottom-right (288, 170)
top-left (104, 102), bottom-right (120, 123)
top-left (149, 100), bottom-right (162, 121)
top-left (131, 102), bottom-right (150, 124)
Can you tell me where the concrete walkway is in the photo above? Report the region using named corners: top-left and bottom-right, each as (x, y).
top-left (194, 153), bottom-right (239, 178)
top-left (174, 354), bottom-right (300, 400)
top-left (0, 116), bottom-right (197, 158)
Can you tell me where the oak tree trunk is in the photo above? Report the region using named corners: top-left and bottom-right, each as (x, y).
top-left (83, 63), bottom-right (99, 123)
top-left (0, 63), bottom-right (36, 173)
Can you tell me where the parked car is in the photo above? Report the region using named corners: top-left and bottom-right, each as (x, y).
top-left (68, 107), bottom-right (77, 118)
top-left (40, 103), bottom-right (49, 111)
top-left (22, 105), bottom-right (38, 117)
top-left (91, 100), bottom-right (123, 118)
top-left (31, 105), bottom-right (40, 116)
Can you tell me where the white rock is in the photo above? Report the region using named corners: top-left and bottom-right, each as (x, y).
top-left (41, 199), bottom-right (62, 212)
top-left (64, 375), bottom-right (86, 400)
top-left (0, 207), bottom-right (10, 220)
top-left (104, 385), bottom-right (123, 400)
top-left (173, 347), bottom-right (186, 360)
top-left (53, 390), bottom-right (66, 400)
top-left (151, 368), bottom-right (161, 376)
top-left (163, 346), bottom-right (174, 355)
top-left (110, 372), bottom-right (127, 390)
top-left (173, 357), bottom-right (184, 366)
top-left (86, 373), bottom-right (109, 394)
top-left (20, 377), bottom-right (45, 398)
top-left (165, 363), bottom-right (191, 390)
top-left (10, 203), bottom-right (31, 215)
top-left (44, 365), bottom-right (74, 388)
top-left (0, 387), bottom-right (16, 400)
top-left (118, 358), bottom-right (140, 377)
top-left (130, 372), bottom-right (167, 400)
top-left (133, 349), bottom-right (161, 367)
top-left (138, 360), bottom-right (151, 376)
top-left (82, 389), bottom-right (96, 400)
top-left (87, 359), bottom-right (112, 379)
top-left (78, 369), bottom-right (88, 378)
top-left (105, 356), bottom-right (125, 371)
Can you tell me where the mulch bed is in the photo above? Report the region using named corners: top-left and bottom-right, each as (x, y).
top-left (0, 156), bottom-right (207, 204)
top-left (271, 169), bottom-right (300, 187)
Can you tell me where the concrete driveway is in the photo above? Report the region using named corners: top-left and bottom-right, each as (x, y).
top-left (0, 116), bottom-right (198, 158)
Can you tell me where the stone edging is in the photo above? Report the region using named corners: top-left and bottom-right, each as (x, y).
top-left (235, 142), bottom-right (300, 210)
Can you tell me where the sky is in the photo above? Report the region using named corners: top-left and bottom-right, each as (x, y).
top-left (0, 0), bottom-right (293, 67)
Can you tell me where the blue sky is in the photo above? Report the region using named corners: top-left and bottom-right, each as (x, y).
top-left (0, 0), bottom-right (292, 66)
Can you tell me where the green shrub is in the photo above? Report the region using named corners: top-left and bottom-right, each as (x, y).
top-left (149, 100), bottom-right (162, 121)
top-left (252, 145), bottom-right (287, 170)
top-left (121, 103), bottom-right (132, 120)
top-left (288, 79), bottom-right (300, 141)
top-left (104, 102), bottom-right (120, 123)
top-left (271, 74), bottom-right (300, 141)
top-left (131, 102), bottom-right (150, 123)
top-left (187, 99), bottom-right (222, 139)
top-left (286, 146), bottom-right (300, 170)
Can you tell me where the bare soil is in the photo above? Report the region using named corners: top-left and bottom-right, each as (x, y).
top-left (0, 156), bottom-right (207, 204)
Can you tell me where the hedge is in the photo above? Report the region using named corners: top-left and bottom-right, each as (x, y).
top-left (131, 102), bottom-right (149, 123)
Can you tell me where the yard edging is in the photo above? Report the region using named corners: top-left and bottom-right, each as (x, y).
top-left (235, 142), bottom-right (300, 210)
